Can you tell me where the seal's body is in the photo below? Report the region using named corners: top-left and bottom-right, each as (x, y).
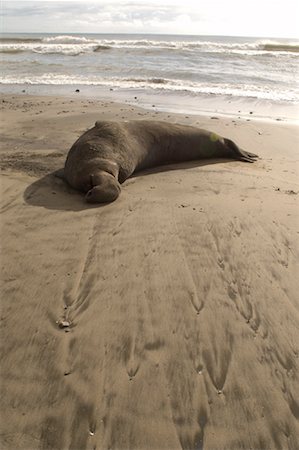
top-left (64, 120), bottom-right (258, 203)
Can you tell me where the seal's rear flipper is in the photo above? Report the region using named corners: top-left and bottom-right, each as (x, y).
top-left (224, 138), bottom-right (259, 163)
top-left (54, 168), bottom-right (65, 179)
top-left (239, 150), bottom-right (259, 163)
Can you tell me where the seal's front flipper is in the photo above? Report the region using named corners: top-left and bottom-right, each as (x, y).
top-left (54, 168), bottom-right (65, 179)
top-left (224, 138), bottom-right (258, 162)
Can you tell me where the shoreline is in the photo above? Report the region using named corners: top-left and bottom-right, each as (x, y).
top-left (1, 84), bottom-right (298, 124)
top-left (1, 92), bottom-right (299, 450)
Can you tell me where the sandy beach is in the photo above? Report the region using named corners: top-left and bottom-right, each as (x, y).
top-left (1, 93), bottom-right (299, 450)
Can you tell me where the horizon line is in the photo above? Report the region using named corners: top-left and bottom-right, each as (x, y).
top-left (1, 31), bottom-right (299, 40)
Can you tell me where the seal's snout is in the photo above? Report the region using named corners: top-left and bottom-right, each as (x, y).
top-left (85, 172), bottom-right (121, 203)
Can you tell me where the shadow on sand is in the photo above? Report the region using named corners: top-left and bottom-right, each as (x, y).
top-left (24, 159), bottom-right (232, 211)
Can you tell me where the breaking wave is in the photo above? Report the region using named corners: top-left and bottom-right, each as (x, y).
top-left (1, 35), bottom-right (298, 56)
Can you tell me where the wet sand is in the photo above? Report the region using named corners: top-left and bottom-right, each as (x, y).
top-left (1, 94), bottom-right (299, 450)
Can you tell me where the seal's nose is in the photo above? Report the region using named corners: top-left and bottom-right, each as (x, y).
top-left (85, 173), bottom-right (121, 203)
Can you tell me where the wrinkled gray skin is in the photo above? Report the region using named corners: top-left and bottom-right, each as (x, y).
top-left (64, 120), bottom-right (258, 203)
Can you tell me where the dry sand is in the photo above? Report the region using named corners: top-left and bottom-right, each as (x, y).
top-left (1, 94), bottom-right (299, 450)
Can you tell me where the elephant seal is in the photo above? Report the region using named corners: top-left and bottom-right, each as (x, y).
top-left (64, 120), bottom-right (258, 203)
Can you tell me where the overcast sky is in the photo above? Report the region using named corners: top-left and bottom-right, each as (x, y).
top-left (1, 0), bottom-right (299, 38)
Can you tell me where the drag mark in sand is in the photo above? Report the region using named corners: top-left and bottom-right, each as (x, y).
top-left (172, 211), bottom-right (204, 315)
top-left (121, 334), bottom-right (141, 380)
top-left (202, 329), bottom-right (234, 393)
top-left (46, 212), bottom-right (129, 448)
top-left (60, 207), bottom-right (128, 322)
top-left (209, 218), bottom-right (260, 331)
top-left (62, 216), bottom-right (98, 314)
top-left (119, 203), bottom-right (210, 449)
top-left (165, 358), bottom-right (210, 450)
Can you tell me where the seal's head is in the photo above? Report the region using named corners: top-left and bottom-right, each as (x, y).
top-left (85, 171), bottom-right (121, 203)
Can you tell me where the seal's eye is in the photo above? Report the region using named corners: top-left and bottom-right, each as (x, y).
top-left (105, 169), bottom-right (116, 177)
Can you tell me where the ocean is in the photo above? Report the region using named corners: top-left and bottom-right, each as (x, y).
top-left (1, 33), bottom-right (299, 120)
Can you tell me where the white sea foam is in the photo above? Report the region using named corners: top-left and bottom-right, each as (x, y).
top-left (0, 43), bottom-right (100, 56)
top-left (1, 73), bottom-right (298, 103)
top-left (42, 35), bottom-right (96, 45)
